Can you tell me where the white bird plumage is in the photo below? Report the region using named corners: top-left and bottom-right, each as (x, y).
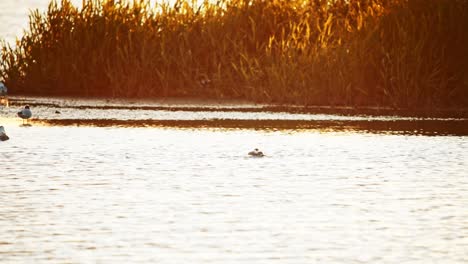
top-left (18, 105), bottom-right (32, 125)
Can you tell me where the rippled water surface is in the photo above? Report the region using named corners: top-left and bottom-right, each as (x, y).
top-left (1, 106), bottom-right (468, 263)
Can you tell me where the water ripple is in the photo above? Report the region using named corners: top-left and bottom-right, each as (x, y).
top-left (0, 126), bottom-right (467, 263)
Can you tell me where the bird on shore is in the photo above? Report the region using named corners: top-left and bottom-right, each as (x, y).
top-left (0, 126), bottom-right (9, 141)
top-left (18, 105), bottom-right (32, 125)
top-left (0, 81), bottom-right (8, 107)
top-left (248, 148), bottom-right (265, 157)
top-left (0, 82), bottom-right (6, 94)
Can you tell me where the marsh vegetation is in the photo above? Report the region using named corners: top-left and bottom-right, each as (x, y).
top-left (1, 0), bottom-right (467, 109)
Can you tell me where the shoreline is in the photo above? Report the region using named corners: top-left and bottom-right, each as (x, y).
top-left (2, 95), bottom-right (467, 135)
top-left (6, 95), bottom-right (468, 119)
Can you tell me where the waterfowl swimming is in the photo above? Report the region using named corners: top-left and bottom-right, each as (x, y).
top-left (248, 148), bottom-right (264, 157)
top-left (0, 126), bottom-right (9, 141)
top-left (18, 105), bottom-right (32, 125)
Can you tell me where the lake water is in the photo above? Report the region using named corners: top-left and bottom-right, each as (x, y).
top-left (1, 97), bottom-right (468, 263)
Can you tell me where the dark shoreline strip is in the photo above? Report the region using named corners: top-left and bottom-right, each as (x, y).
top-left (36, 119), bottom-right (468, 136)
top-left (8, 99), bottom-right (468, 118)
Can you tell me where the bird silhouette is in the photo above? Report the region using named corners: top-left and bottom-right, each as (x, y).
top-left (248, 148), bottom-right (265, 157)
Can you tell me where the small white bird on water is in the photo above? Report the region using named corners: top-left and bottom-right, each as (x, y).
top-left (248, 148), bottom-right (265, 157)
top-left (0, 126), bottom-right (9, 141)
top-left (18, 105), bottom-right (32, 125)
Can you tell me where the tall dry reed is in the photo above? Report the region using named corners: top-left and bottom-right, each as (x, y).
top-left (1, 0), bottom-right (467, 108)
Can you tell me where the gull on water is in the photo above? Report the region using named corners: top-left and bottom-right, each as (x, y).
top-left (18, 105), bottom-right (32, 125)
top-left (0, 126), bottom-right (9, 141)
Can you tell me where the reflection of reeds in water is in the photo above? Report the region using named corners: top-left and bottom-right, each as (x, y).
top-left (36, 118), bottom-right (468, 136)
top-left (0, 0), bottom-right (467, 109)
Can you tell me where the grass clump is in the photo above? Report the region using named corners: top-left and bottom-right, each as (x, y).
top-left (1, 0), bottom-right (467, 109)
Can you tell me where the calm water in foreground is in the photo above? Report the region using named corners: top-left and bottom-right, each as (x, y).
top-left (1, 98), bottom-right (468, 263)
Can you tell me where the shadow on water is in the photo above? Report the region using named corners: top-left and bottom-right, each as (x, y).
top-left (37, 119), bottom-right (468, 136)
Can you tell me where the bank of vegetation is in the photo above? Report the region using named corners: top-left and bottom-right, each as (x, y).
top-left (1, 0), bottom-right (467, 109)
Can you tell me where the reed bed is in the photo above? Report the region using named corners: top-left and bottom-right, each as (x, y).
top-left (1, 0), bottom-right (467, 109)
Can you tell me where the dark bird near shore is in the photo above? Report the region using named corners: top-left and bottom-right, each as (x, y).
top-left (18, 105), bottom-right (32, 125)
top-left (0, 126), bottom-right (9, 141)
top-left (0, 82), bottom-right (8, 107)
top-left (248, 148), bottom-right (265, 157)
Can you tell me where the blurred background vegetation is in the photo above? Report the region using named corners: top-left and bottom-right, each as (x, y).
top-left (1, 0), bottom-right (467, 109)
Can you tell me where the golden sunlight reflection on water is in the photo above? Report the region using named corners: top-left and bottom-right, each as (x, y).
top-left (2, 99), bottom-right (468, 136)
top-left (1, 124), bottom-right (467, 263)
